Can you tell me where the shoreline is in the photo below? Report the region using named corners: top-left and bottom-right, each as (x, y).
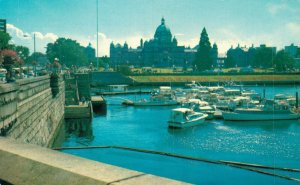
top-left (128, 74), bottom-right (300, 86)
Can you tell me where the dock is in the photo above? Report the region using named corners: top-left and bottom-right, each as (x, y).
top-left (91, 95), bottom-right (107, 113)
top-left (65, 101), bottom-right (93, 119)
top-left (96, 90), bottom-right (151, 96)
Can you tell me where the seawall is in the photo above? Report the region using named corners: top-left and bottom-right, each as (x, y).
top-left (0, 138), bottom-right (188, 185)
top-left (0, 75), bottom-right (65, 147)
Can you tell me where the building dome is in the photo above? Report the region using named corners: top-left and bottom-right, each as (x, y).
top-left (154, 18), bottom-right (172, 43)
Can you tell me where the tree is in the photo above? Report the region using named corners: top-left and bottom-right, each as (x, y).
top-left (46, 38), bottom-right (88, 67)
top-left (14, 45), bottom-right (30, 63)
top-left (296, 47), bottom-right (300, 58)
top-left (117, 65), bottom-right (131, 75)
top-left (193, 28), bottom-right (213, 71)
top-left (27, 52), bottom-right (47, 64)
top-left (273, 50), bottom-right (295, 72)
top-left (0, 32), bottom-right (11, 50)
top-left (0, 49), bottom-right (21, 82)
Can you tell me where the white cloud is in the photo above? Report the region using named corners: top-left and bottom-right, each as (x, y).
top-left (208, 23), bottom-right (300, 55)
top-left (266, 2), bottom-right (299, 15)
top-left (32, 31), bottom-right (58, 41)
top-left (7, 23), bottom-right (58, 42)
top-left (174, 33), bottom-right (184, 36)
top-left (178, 36), bottom-right (198, 48)
top-left (7, 23), bottom-right (59, 53)
top-left (286, 22), bottom-right (300, 38)
top-left (7, 24), bottom-right (31, 40)
top-left (44, 33), bottom-right (58, 41)
top-left (76, 32), bottom-right (152, 56)
top-left (267, 3), bottom-right (288, 15)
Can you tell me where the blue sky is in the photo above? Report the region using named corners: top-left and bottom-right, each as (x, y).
top-left (1, 0), bottom-right (300, 56)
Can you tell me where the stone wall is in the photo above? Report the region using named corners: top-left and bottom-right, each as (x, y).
top-left (75, 73), bottom-right (91, 100)
top-left (0, 75), bottom-right (65, 147)
top-left (0, 138), bottom-right (188, 185)
top-left (65, 78), bottom-right (79, 105)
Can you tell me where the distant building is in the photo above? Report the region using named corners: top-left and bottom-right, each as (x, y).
top-left (226, 44), bottom-right (276, 67)
top-left (294, 58), bottom-right (300, 69)
top-left (257, 44), bottom-right (276, 54)
top-left (85, 43), bottom-right (96, 62)
top-left (0, 19), bottom-right (6, 32)
top-left (285, 43), bottom-right (298, 57)
top-left (226, 44), bottom-right (256, 67)
top-left (110, 18), bottom-right (218, 68)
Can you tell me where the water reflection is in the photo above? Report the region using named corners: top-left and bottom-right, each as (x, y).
top-left (65, 118), bottom-right (94, 140)
top-left (223, 120), bottom-right (296, 131)
top-left (167, 124), bottom-right (208, 135)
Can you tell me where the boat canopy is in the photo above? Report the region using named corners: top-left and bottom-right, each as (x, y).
top-left (188, 99), bottom-right (208, 106)
top-left (172, 108), bottom-right (191, 113)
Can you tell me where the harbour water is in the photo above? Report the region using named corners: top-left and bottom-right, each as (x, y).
top-left (59, 85), bottom-right (300, 185)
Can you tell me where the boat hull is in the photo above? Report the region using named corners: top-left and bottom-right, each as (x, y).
top-left (133, 100), bottom-right (178, 106)
top-left (222, 111), bottom-right (299, 121)
top-left (168, 115), bottom-right (207, 128)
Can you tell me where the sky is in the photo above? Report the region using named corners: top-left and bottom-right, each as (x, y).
top-left (0, 0), bottom-right (300, 56)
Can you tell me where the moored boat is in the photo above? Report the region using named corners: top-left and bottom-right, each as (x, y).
top-left (168, 108), bottom-right (208, 128)
top-left (122, 94), bottom-right (179, 106)
top-left (222, 100), bottom-right (299, 121)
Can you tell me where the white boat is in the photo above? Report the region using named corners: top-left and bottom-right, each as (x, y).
top-left (222, 100), bottom-right (299, 121)
top-left (181, 98), bottom-right (209, 108)
top-left (123, 86), bottom-right (179, 106)
top-left (168, 108), bottom-right (208, 128)
top-left (122, 94), bottom-right (178, 106)
top-left (195, 105), bottom-right (216, 120)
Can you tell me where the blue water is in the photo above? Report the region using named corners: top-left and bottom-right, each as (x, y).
top-left (61, 85), bottom-right (300, 185)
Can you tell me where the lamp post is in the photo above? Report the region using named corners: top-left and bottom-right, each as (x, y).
top-left (33, 33), bottom-right (37, 76)
top-left (24, 33), bottom-right (36, 76)
top-left (96, 0), bottom-right (99, 70)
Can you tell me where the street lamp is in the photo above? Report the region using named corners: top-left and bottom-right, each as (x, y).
top-left (96, 0), bottom-right (99, 70)
top-left (24, 33), bottom-right (36, 76)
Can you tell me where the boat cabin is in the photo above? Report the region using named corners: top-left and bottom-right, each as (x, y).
top-left (108, 85), bottom-right (128, 92)
top-left (223, 89), bottom-right (241, 96)
top-left (169, 108), bottom-right (194, 122)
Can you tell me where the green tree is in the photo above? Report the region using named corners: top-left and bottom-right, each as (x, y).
top-left (0, 32), bottom-right (11, 50)
top-left (27, 52), bottom-right (45, 62)
top-left (252, 46), bottom-right (274, 68)
top-left (14, 45), bottom-right (30, 63)
top-left (296, 47), bottom-right (300, 58)
top-left (117, 65), bottom-right (131, 75)
top-left (0, 49), bottom-right (21, 82)
top-left (46, 38), bottom-right (88, 67)
top-left (274, 50), bottom-right (295, 72)
top-left (193, 28), bottom-right (213, 71)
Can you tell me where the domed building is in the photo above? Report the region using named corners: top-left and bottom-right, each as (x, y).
top-left (110, 18), bottom-right (211, 67)
top-left (154, 18), bottom-right (172, 44)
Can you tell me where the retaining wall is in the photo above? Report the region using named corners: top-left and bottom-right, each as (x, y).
top-left (0, 138), bottom-right (189, 185)
top-left (0, 75), bottom-right (65, 147)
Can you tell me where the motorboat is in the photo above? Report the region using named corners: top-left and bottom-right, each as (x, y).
top-left (168, 108), bottom-right (208, 128)
top-left (122, 94), bottom-right (179, 106)
top-left (123, 86), bottom-right (179, 106)
top-left (181, 98), bottom-right (209, 108)
top-left (222, 100), bottom-right (299, 121)
top-left (194, 105), bottom-right (216, 120)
